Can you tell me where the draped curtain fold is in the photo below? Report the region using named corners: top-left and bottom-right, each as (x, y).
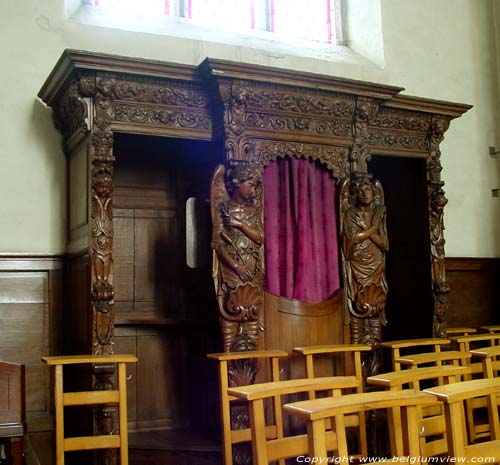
top-left (263, 157), bottom-right (340, 302)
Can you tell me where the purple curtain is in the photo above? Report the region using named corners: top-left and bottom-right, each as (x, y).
top-left (263, 157), bottom-right (340, 302)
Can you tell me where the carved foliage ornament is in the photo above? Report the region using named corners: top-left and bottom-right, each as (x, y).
top-left (351, 97), bottom-right (380, 173)
top-left (427, 117), bottom-right (451, 338)
top-left (371, 108), bottom-right (432, 133)
top-left (52, 77), bottom-right (89, 144)
top-left (90, 76), bottom-right (116, 357)
top-left (247, 139), bottom-right (349, 179)
top-left (239, 82), bottom-right (356, 118)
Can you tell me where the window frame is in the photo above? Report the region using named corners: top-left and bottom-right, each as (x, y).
top-left (84, 0), bottom-right (345, 45)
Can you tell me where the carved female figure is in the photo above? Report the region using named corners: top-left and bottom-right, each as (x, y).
top-left (210, 163), bottom-right (264, 352)
top-left (341, 174), bottom-right (388, 348)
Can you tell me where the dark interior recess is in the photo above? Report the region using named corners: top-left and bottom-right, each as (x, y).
top-left (369, 155), bottom-right (434, 341)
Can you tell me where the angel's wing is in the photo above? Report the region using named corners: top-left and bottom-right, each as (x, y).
top-left (210, 164), bottom-right (229, 225)
top-left (338, 177), bottom-right (351, 241)
top-left (372, 178), bottom-right (385, 207)
top-left (210, 164), bottom-right (229, 299)
top-left (338, 176), bottom-right (352, 325)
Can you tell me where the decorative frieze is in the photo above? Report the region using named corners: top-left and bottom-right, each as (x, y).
top-left (367, 131), bottom-right (429, 151)
top-left (371, 107), bottom-right (431, 133)
top-left (247, 139), bottom-right (349, 178)
top-left (242, 83), bottom-right (356, 118)
top-left (245, 112), bottom-right (351, 137)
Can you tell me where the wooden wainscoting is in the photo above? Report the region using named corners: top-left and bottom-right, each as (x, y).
top-left (0, 255), bottom-right (63, 465)
top-left (446, 257), bottom-right (499, 328)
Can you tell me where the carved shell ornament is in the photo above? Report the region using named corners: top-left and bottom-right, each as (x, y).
top-left (222, 283), bottom-right (263, 323)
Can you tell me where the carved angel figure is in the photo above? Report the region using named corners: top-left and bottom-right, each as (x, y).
top-left (341, 174), bottom-right (388, 347)
top-left (210, 163), bottom-right (264, 352)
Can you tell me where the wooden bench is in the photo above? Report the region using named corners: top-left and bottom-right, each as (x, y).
top-left (380, 338), bottom-right (451, 371)
top-left (228, 376), bottom-right (358, 465)
top-left (424, 378), bottom-right (500, 462)
top-left (207, 350), bottom-right (288, 465)
top-left (283, 389), bottom-right (436, 463)
top-left (42, 354), bottom-right (137, 465)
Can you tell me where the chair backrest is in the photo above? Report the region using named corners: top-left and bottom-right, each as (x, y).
top-left (228, 376), bottom-right (359, 465)
top-left (380, 338), bottom-right (451, 371)
top-left (424, 378), bottom-right (500, 461)
top-left (207, 350), bottom-right (288, 465)
top-left (41, 354), bottom-right (137, 465)
top-left (395, 350), bottom-right (471, 369)
top-left (0, 361), bottom-right (25, 435)
top-left (283, 389), bottom-right (436, 463)
top-left (470, 346), bottom-right (500, 378)
top-left (480, 325), bottom-right (500, 334)
top-left (0, 361), bottom-right (26, 465)
top-left (450, 332), bottom-right (500, 441)
top-left (445, 326), bottom-right (477, 337)
top-left (292, 343), bottom-right (372, 457)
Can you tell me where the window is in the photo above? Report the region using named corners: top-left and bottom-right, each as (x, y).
top-left (84, 0), bottom-right (342, 44)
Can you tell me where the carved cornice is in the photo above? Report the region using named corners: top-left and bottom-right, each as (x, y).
top-left (247, 139), bottom-right (349, 178)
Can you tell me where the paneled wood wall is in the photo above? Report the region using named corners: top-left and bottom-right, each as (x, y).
top-left (446, 257), bottom-right (499, 328)
top-left (0, 255), bottom-right (63, 465)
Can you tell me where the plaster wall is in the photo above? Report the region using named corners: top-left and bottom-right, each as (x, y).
top-left (0, 0), bottom-right (498, 256)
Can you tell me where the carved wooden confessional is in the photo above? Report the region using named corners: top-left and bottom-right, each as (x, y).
top-left (38, 50), bottom-right (470, 458)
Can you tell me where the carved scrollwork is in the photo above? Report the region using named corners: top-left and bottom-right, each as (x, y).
top-left (89, 78), bottom-right (116, 357)
top-left (52, 77), bottom-right (89, 145)
top-left (112, 104), bottom-right (211, 130)
top-left (351, 97), bottom-right (380, 173)
top-left (243, 83), bottom-right (356, 118)
top-left (371, 108), bottom-right (431, 133)
top-left (428, 117), bottom-right (451, 338)
top-left (367, 131), bottom-right (429, 151)
top-left (248, 139), bottom-right (349, 179)
top-left (245, 112), bottom-right (351, 137)
top-left (94, 74), bottom-right (208, 109)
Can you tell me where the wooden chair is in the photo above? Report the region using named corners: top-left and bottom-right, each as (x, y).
top-left (228, 376), bottom-right (359, 464)
top-left (283, 389), bottom-right (436, 463)
top-left (206, 350), bottom-right (288, 465)
top-left (450, 333), bottom-right (500, 441)
top-left (471, 346), bottom-right (500, 378)
top-left (424, 378), bottom-right (500, 462)
top-left (380, 338), bottom-right (451, 371)
top-left (367, 365), bottom-right (471, 457)
top-left (0, 361), bottom-right (25, 465)
top-left (480, 325), bottom-right (500, 334)
top-left (42, 354), bottom-right (138, 465)
top-left (292, 343), bottom-right (371, 457)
